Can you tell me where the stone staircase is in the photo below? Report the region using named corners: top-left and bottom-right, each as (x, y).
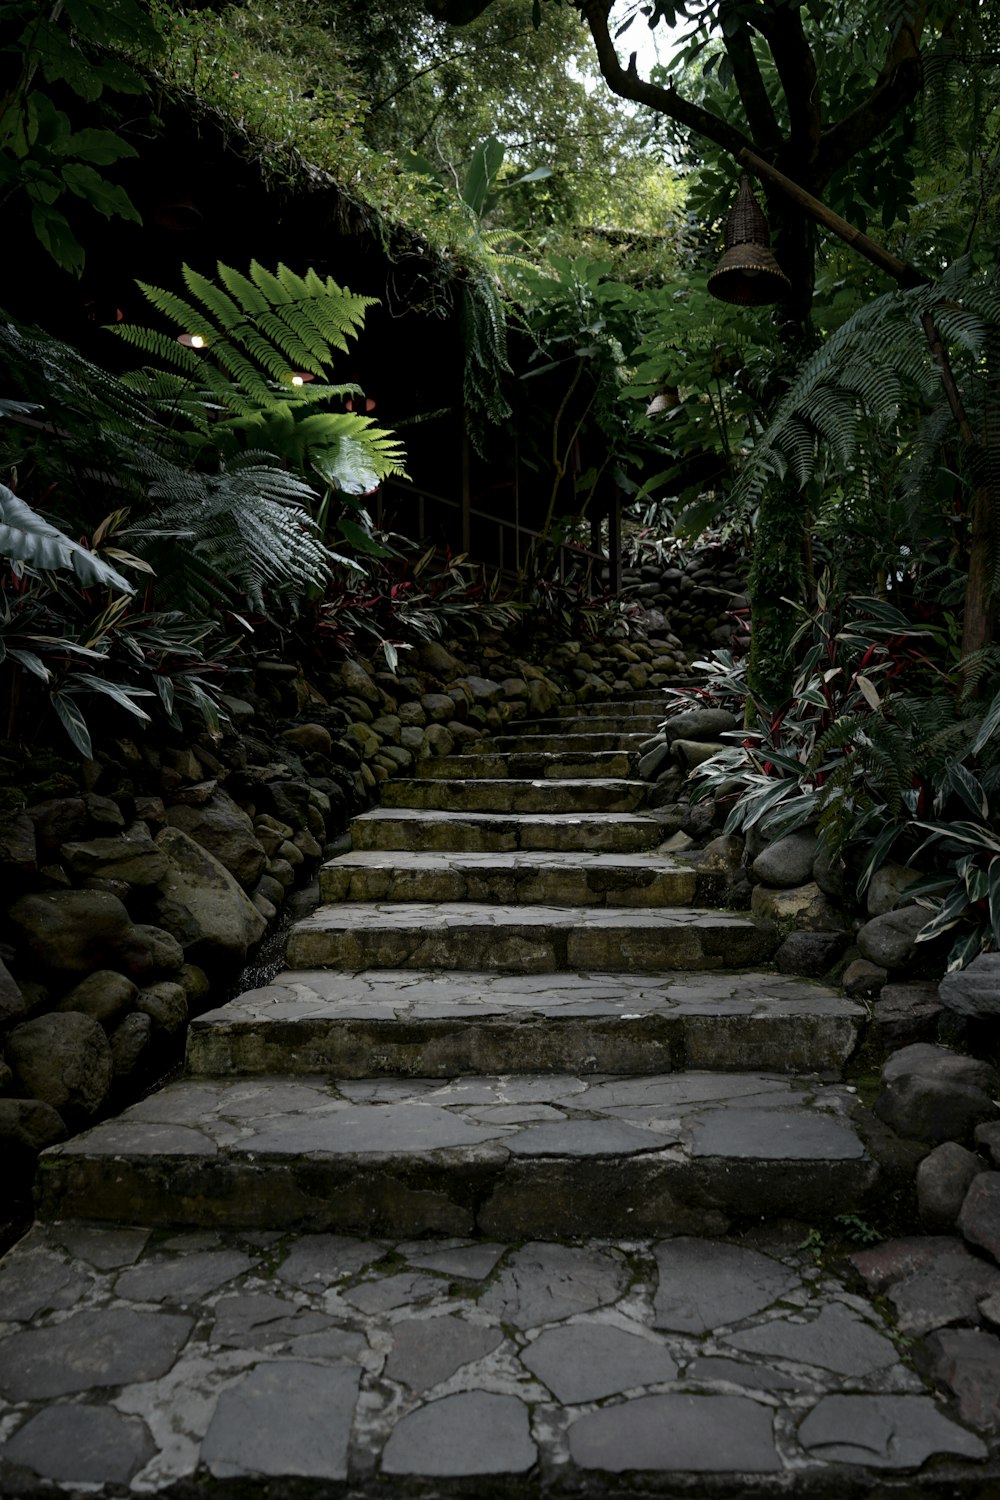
top-left (0, 694), bottom-right (992, 1495)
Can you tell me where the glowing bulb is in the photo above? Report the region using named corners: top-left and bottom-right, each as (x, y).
top-left (177, 332), bottom-right (209, 349)
top-left (291, 374), bottom-right (304, 386)
top-left (190, 334), bottom-right (205, 348)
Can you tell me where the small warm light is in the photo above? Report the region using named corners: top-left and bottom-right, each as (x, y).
top-left (291, 374), bottom-right (304, 387)
top-left (177, 332), bottom-right (208, 349)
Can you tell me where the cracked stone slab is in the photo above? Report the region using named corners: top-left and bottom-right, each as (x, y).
top-left (0, 1307), bottom-right (193, 1399)
top-left (35, 1071), bottom-right (876, 1237)
top-left (798, 1394), bottom-right (987, 1466)
top-left (187, 968), bottom-right (861, 1081)
top-left (381, 1390), bottom-right (536, 1476)
top-left (200, 1360), bottom-right (360, 1479)
top-left (285, 902), bottom-right (778, 974)
top-left (568, 1392), bottom-right (782, 1472)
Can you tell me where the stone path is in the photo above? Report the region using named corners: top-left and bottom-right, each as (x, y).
top-left (0, 694), bottom-right (996, 1495)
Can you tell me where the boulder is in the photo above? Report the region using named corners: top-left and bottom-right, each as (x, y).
top-left (867, 860), bottom-right (923, 917)
top-left (959, 1172), bottom-right (1000, 1264)
top-left (917, 1142), bottom-right (987, 1232)
top-left (0, 1098), bottom-right (67, 1185)
top-left (338, 658), bottom-right (380, 704)
top-left (165, 789), bottom-right (267, 891)
top-left (0, 811), bottom-right (37, 877)
top-left (417, 641), bottom-right (462, 679)
top-left (128, 924), bottom-right (186, 976)
top-left (280, 723), bottom-right (332, 757)
top-left (774, 930), bottom-right (847, 977)
top-left (7, 1011), bottom-right (113, 1120)
top-left (752, 831), bottom-right (818, 888)
top-left (421, 693), bottom-right (456, 723)
top-left (109, 1011), bottom-right (153, 1081)
top-left (672, 739), bottom-right (725, 769)
top-left (135, 981), bottom-right (188, 1037)
top-left (939, 953), bottom-right (1000, 1019)
top-left (0, 956), bottom-right (30, 1027)
top-left (457, 676), bottom-right (505, 707)
top-left (874, 1044), bottom-right (998, 1144)
top-left (856, 905), bottom-right (927, 970)
top-left (153, 827), bottom-right (267, 973)
top-left (750, 881), bottom-right (848, 931)
top-left (871, 983), bottom-right (942, 1052)
top-left (27, 797), bottom-right (87, 855)
top-left (812, 842), bottom-right (846, 901)
top-left (7, 890), bottom-right (133, 979)
top-left (842, 959), bottom-right (888, 998)
top-left (57, 970), bottom-right (137, 1028)
top-left (663, 708), bottom-right (737, 742)
top-left (60, 829), bottom-right (168, 886)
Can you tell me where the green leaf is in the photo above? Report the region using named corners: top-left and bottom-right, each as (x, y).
top-left (972, 685), bottom-right (1000, 756)
top-left (51, 691), bottom-right (93, 757)
top-left (7, 648), bottom-right (50, 682)
top-left (29, 200), bottom-right (84, 274)
top-left (462, 136), bottom-right (505, 217)
top-left (63, 127), bottom-right (138, 166)
top-left (335, 517), bottom-right (394, 558)
top-left (74, 677), bottom-right (153, 720)
top-left (61, 164), bottom-right (141, 222)
top-left (0, 484), bottom-right (134, 592)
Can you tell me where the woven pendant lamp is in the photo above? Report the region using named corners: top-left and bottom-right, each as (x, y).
top-left (708, 175), bottom-right (791, 306)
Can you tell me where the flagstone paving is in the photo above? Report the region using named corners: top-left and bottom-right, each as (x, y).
top-left (1, 692), bottom-right (998, 1495)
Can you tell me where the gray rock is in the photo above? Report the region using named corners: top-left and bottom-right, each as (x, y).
top-left (281, 722), bottom-right (332, 756)
top-left (109, 1011), bottom-right (153, 1079)
top-left (798, 1393), bottom-right (986, 1465)
top-left (7, 1011), bottom-right (112, 1120)
top-left (116, 1249), bottom-right (251, 1303)
top-left (421, 693), bottom-right (456, 723)
top-left (923, 1327), bottom-right (1000, 1431)
top-left (385, 1315), bottom-right (503, 1390)
top-left (458, 675), bottom-right (504, 706)
top-left (569, 1393), bottom-right (780, 1473)
top-left (885, 1242), bottom-right (1000, 1334)
top-left (129, 923), bottom-right (185, 975)
top-left (752, 831), bottom-right (817, 888)
top-left (882, 1042), bottom-right (998, 1092)
top-left (523, 1323), bottom-right (677, 1402)
top-left (874, 1074), bottom-right (996, 1145)
top-left (638, 741), bottom-right (672, 780)
top-left (871, 983), bottom-right (942, 1051)
top-left (725, 1301), bottom-right (897, 1376)
top-left (0, 1097), bottom-right (66, 1182)
top-left (866, 860), bottom-right (922, 917)
top-left (57, 969), bottom-right (137, 1027)
top-left (750, 881), bottom-right (848, 931)
top-left (653, 1239), bottom-right (798, 1334)
top-left (672, 738), bottom-right (724, 769)
top-left (338, 658), bottom-right (381, 704)
top-left (917, 1142), bottom-right (986, 1232)
top-left (165, 789), bottom-right (267, 890)
top-left (153, 827), bottom-right (267, 972)
top-left (0, 1307), bottom-right (192, 1399)
top-left (60, 831), bottom-right (167, 886)
top-left (664, 708), bottom-right (738, 742)
top-left (135, 981), bottom-right (188, 1036)
top-left (812, 842), bottom-right (845, 900)
top-left (842, 959), bottom-right (888, 997)
top-left (479, 1242), bottom-right (625, 1328)
top-left (202, 1360), bottom-right (360, 1479)
top-left (0, 955), bottom-right (30, 1027)
top-left (382, 1391), bottom-right (535, 1476)
top-left (8, 889), bottom-right (133, 978)
top-left (0, 811), bottom-right (36, 875)
top-left (939, 953), bottom-right (1000, 1018)
top-left (976, 1121), bottom-right (1000, 1167)
top-left (2, 1404), bottom-right (155, 1484)
top-left (856, 905), bottom-right (927, 970)
top-left (421, 723), bottom-right (455, 758)
top-left (27, 796), bottom-right (86, 854)
top-left (775, 930), bottom-right (847, 976)
top-left (959, 1172), bottom-right (1000, 1263)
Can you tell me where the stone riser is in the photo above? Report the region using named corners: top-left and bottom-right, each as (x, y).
top-left (491, 732), bottom-right (646, 754)
top-left (284, 908), bottom-right (778, 973)
top-left (379, 779), bottom-right (647, 814)
top-left (186, 1012), bottom-right (860, 1080)
top-left (351, 811), bottom-right (668, 854)
top-left (512, 715), bottom-right (663, 737)
top-left (318, 856), bottom-right (698, 908)
top-left (415, 752), bottom-right (635, 779)
top-left (36, 1150), bottom-right (876, 1240)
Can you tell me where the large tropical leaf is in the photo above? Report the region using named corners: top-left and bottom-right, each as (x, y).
top-left (0, 484), bottom-right (134, 593)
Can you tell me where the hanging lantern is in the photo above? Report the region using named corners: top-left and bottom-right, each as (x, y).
top-left (708, 175), bottom-right (791, 306)
top-left (154, 195), bottom-right (203, 232)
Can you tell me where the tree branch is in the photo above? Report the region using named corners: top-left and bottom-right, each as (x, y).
top-left (749, 2), bottom-right (820, 164)
top-left (719, 0), bottom-right (782, 155)
top-left (581, 0), bottom-right (755, 162)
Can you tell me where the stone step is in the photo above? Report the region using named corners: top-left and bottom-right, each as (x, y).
top-left (513, 713), bottom-right (664, 737)
top-left (379, 777), bottom-right (647, 814)
top-left (319, 850), bottom-right (698, 907)
top-left (35, 1070), bottom-right (878, 1238)
top-left (284, 903), bottom-right (778, 973)
top-left (186, 969), bottom-right (863, 1079)
top-left (491, 731), bottom-right (648, 754)
top-left (350, 807), bottom-right (671, 854)
top-left (0, 1220), bottom-right (985, 1497)
top-left (548, 696), bottom-right (670, 716)
top-left (415, 749), bottom-right (635, 779)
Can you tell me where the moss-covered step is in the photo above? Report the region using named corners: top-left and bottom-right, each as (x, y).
top-left (414, 750), bottom-right (635, 779)
top-left (350, 808), bottom-right (672, 854)
top-left (35, 1070), bottom-right (877, 1238)
top-left (186, 968), bottom-right (863, 1080)
top-left (284, 902), bottom-right (779, 973)
top-left (378, 778), bottom-right (647, 814)
top-left (319, 850), bottom-right (698, 907)
top-left (490, 731), bottom-right (649, 755)
top-left (512, 713), bottom-right (664, 737)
